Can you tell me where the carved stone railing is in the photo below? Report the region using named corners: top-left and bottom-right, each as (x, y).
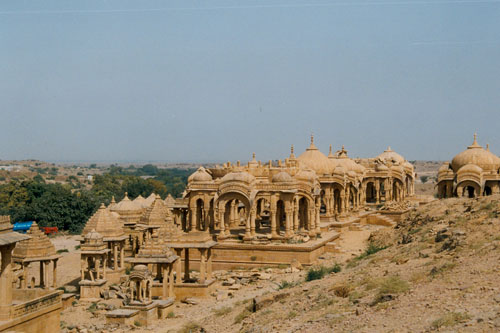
top-left (11, 290), bottom-right (62, 318)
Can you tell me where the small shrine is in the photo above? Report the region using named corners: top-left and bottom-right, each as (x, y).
top-left (12, 221), bottom-right (60, 289)
top-left (79, 230), bottom-right (110, 301)
top-left (82, 203), bottom-right (127, 283)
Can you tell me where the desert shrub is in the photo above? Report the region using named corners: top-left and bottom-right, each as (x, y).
top-left (178, 321), bottom-right (203, 333)
top-left (332, 284), bottom-right (352, 298)
top-left (134, 320), bottom-right (142, 327)
top-left (287, 310), bottom-right (297, 319)
top-left (74, 245), bottom-right (81, 250)
top-left (431, 312), bottom-right (470, 329)
top-left (57, 249), bottom-right (69, 254)
top-left (306, 266), bottom-right (328, 281)
top-left (347, 243), bottom-right (387, 268)
top-left (167, 311), bottom-right (175, 318)
top-left (306, 264), bottom-right (341, 282)
top-left (372, 276), bottom-right (409, 305)
top-left (250, 256), bottom-right (257, 261)
top-left (213, 306), bottom-right (232, 316)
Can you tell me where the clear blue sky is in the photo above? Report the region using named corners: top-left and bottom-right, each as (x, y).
top-left (1, 0), bottom-right (499, 162)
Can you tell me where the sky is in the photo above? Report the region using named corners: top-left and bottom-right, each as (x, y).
top-left (1, 0), bottom-right (500, 163)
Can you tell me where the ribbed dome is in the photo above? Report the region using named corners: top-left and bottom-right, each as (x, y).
top-left (188, 167), bottom-right (213, 182)
top-left (221, 171), bottom-right (255, 183)
top-left (272, 171), bottom-right (294, 183)
top-left (377, 147), bottom-right (405, 164)
top-left (111, 193), bottom-right (143, 212)
top-left (451, 135), bottom-right (500, 172)
top-left (457, 163), bottom-right (483, 174)
top-left (297, 136), bottom-right (333, 176)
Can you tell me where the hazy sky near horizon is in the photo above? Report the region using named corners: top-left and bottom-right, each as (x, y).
top-left (1, 0), bottom-right (500, 163)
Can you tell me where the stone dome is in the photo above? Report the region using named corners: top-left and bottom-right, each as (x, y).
top-left (457, 163), bottom-right (483, 174)
top-left (85, 229), bottom-right (103, 241)
top-left (391, 165), bottom-right (404, 173)
top-left (334, 165), bottom-right (346, 175)
top-left (375, 163), bottom-right (389, 172)
top-left (347, 170), bottom-right (357, 178)
top-left (334, 146), bottom-right (365, 174)
top-left (111, 193), bottom-right (143, 212)
top-left (403, 161), bottom-right (414, 170)
top-left (297, 136), bottom-right (333, 176)
top-left (377, 147), bottom-right (405, 164)
top-left (188, 167), bottom-right (213, 182)
top-left (221, 171), bottom-right (255, 183)
top-left (438, 163), bottom-right (452, 173)
top-left (294, 169), bottom-right (317, 182)
top-left (451, 135), bottom-right (500, 172)
top-left (272, 171), bottom-right (294, 183)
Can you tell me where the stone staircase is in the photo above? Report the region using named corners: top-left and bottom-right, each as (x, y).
top-left (365, 213), bottom-right (397, 227)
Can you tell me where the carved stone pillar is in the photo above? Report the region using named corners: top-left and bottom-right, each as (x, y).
top-left (250, 208), bottom-right (256, 237)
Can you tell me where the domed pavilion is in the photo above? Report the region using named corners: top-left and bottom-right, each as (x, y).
top-left (437, 134), bottom-right (500, 198)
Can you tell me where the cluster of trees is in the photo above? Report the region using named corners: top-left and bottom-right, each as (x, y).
top-left (0, 167), bottom-right (195, 234)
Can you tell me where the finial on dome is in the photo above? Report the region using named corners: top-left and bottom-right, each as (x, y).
top-left (100, 203), bottom-right (106, 209)
top-left (111, 196), bottom-right (116, 204)
top-left (311, 133), bottom-right (314, 145)
top-left (252, 152), bottom-right (256, 160)
top-left (468, 133), bottom-right (482, 149)
top-left (487, 143), bottom-right (490, 151)
top-left (329, 145), bottom-right (332, 154)
top-left (291, 145), bottom-right (294, 154)
top-left (387, 146), bottom-right (392, 151)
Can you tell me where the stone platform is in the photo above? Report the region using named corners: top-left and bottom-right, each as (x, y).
top-left (105, 309), bottom-right (139, 326)
top-left (178, 231), bottom-right (340, 270)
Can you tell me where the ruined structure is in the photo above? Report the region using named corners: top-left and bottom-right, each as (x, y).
top-left (437, 134), bottom-right (500, 198)
top-left (0, 216), bottom-right (62, 333)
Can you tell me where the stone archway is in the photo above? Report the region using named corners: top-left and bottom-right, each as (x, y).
top-left (366, 182), bottom-right (376, 203)
top-left (217, 192), bottom-right (251, 235)
top-left (457, 181), bottom-right (480, 198)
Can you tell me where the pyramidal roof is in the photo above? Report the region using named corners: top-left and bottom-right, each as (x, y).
top-left (144, 193), bottom-right (157, 207)
top-left (13, 222), bottom-right (57, 260)
top-left (165, 194), bottom-right (175, 208)
top-left (82, 204), bottom-right (125, 240)
top-left (140, 195), bottom-right (170, 227)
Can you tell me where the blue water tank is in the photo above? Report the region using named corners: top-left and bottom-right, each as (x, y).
top-left (13, 221), bottom-right (34, 233)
